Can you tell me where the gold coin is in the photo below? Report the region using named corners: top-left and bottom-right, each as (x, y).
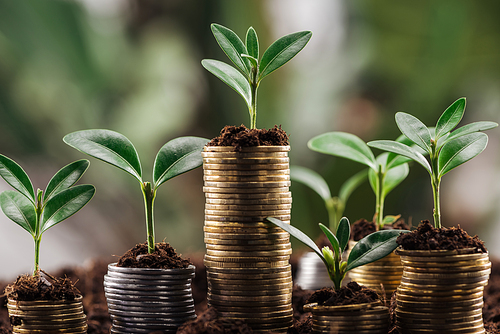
top-left (206, 248), bottom-right (292, 257)
top-left (204, 215), bottom-right (290, 223)
top-left (204, 237), bottom-right (290, 246)
top-left (203, 225), bottom-right (285, 234)
top-left (208, 287), bottom-right (293, 296)
top-left (207, 276), bottom-right (292, 284)
top-left (204, 254), bottom-right (290, 263)
top-left (203, 186), bottom-right (289, 194)
top-left (207, 264), bottom-right (291, 274)
top-left (204, 146), bottom-right (290, 152)
top-left (204, 232), bottom-right (289, 240)
top-left (204, 169), bottom-right (290, 176)
top-left (398, 280), bottom-right (488, 293)
top-left (204, 181), bottom-right (292, 189)
top-left (205, 198), bottom-right (293, 207)
top-left (205, 191), bottom-right (291, 199)
top-left (205, 209), bottom-right (290, 217)
top-left (208, 299), bottom-right (290, 308)
top-left (210, 304), bottom-right (291, 313)
top-left (202, 151), bottom-right (289, 158)
top-left (403, 263), bottom-right (491, 274)
top-left (204, 259), bottom-right (289, 268)
top-left (215, 309), bottom-right (293, 319)
top-left (205, 203), bottom-right (292, 211)
top-left (396, 290), bottom-right (484, 302)
top-left (204, 175), bottom-right (290, 182)
top-left (206, 243), bottom-right (291, 252)
top-left (203, 163), bottom-right (289, 171)
top-left (208, 281), bottom-right (292, 291)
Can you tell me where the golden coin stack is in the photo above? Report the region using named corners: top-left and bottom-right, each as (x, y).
top-left (347, 241), bottom-right (403, 301)
top-left (395, 248), bottom-right (491, 334)
top-left (303, 301), bottom-right (389, 334)
top-left (7, 296), bottom-right (87, 333)
top-left (203, 146), bottom-right (293, 332)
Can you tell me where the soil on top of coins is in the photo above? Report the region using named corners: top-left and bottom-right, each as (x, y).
top-left (4, 271), bottom-right (79, 302)
top-left (350, 218), bottom-right (410, 241)
top-left (396, 220), bottom-right (487, 252)
top-left (306, 281), bottom-right (380, 307)
top-left (116, 242), bottom-right (191, 269)
top-left (207, 125), bottom-right (289, 150)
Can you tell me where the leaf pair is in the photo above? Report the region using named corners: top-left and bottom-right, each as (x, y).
top-left (0, 155), bottom-right (95, 237)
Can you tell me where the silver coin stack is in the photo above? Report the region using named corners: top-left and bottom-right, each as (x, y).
top-left (203, 145), bottom-right (293, 332)
top-left (295, 251), bottom-right (333, 290)
top-left (104, 263), bottom-right (196, 334)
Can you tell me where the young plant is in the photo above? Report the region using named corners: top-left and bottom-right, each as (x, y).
top-left (202, 23), bottom-right (312, 129)
top-left (0, 155), bottom-right (95, 276)
top-left (63, 130), bottom-right (208, 254)
top-left (267, 217), bottom-right (405, 290)
top-left (290, 165), bottom-right (368, 232)
top-left (367, 97), bottom-right (498, 228)
top-left (307, 132), bottom-right (410, 229)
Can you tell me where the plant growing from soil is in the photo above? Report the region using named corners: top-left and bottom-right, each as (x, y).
top-left (202, 23), bottom-right (312, 129)
top-left (290, 165), bottom-right (368, 232)
top-left (63, 130), bottom-right (208, 254)
top-left (267, 217), bottom-right (405, 290)
top-left (0, 155), bottom-right (95, 276)
top-left (367, 97), bottom-right (498, 228)
top-left (307, 132), bottom-right (410, 229)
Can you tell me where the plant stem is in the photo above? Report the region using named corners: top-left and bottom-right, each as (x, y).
top-left (332, 261), bottom-right (343, 290)
top-left (375, 166), bottom-right (385, 229)
top-left (33, 189), bottom-right (43, 276)
top-left (326, 198), bottom-right (340, 232)
top-left (142, 182), bottom-right (156, 254)
top-left (430, 140), bottom-right (441, 228)
top-left (34, 237), bottom-right (41, 276)
top-left (249, 67), bottom-right (258, 129)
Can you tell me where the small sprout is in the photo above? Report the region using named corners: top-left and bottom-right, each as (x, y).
top-left (267, 217), bottom-right (406, 290)
top-left (0, 155), bottom-right (95, 276)
top-left (367, 97), bottom-right (498, 228)
top-left (63, 130), bottom-right (209, 254)
top-left (290, 165), bottom-right (368, 232)
top-left (307, 132), bottom-right (411, 229)
top-left (202, 23), bottom-right (312, 129)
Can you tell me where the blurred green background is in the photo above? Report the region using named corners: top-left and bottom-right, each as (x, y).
top-left (1, 0), bottom-right (500, 279)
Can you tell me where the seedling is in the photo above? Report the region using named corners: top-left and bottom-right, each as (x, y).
top-left (0, 155), bottom-right (95, 276)
top-left (290, 165), bottom-right (368, 232)
top-left (202, 23), bottom-right (312, 129)
top-left (64, 130), bottom-right (208, 254)
top-left (367, 97), bottom-right (498, 228)
top-left (307, 132), bottom-right (410, 229)
top-left (267, 217), bottom-right (405, 290)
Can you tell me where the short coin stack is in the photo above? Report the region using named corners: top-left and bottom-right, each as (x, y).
top-left (395, 248), bottom-right (491, 333)
top-left (203, 145), bottom-right (293, 332)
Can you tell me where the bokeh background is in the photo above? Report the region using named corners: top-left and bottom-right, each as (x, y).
top-left (1, 0), bottom-right (500, 280)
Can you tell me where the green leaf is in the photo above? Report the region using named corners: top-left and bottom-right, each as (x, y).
top-left (266, 217), bottom-right (325, 263)
top-left (440, 121), bottom-right (498, 148)
top-left (41, 184), bottom-right (95, 233)
top-left (308, 132), bottom-right (377, 171)
top-left (338, 169), bottom-right (368, 204)
top-left (386, 135), bottom-right (416, 169)
top-left (368, 140), bottom-right (432, 175)
top-left (211, 23), bottom-right (251, 76)
top-left (382, 162), bottom-right (409, 197)
top-left (202, 60), bottom-right (252, 110)
top-left (241, 54), bottom-right (258, 71)
top-left (0, 190), bottom-right (36, 235)
top-left (0, 154), bottom-right (35, 203)
top-left (336, 217), bottom-right (350, 253)
top-left (346, 229), bottom-right (406, 271)
top-left (319, 223), bottom-right (340, 258)
top-left (438, 132), bottom-right (488, 178)
top-left (44, 160), bottom-right (89, 203)
top-left (63, 130), bottom-right (142, 182)
top-left (435, 97), bottom-right (466, 140)
top-left (258, 31), bottom-right (312, 82)
top-left (395, 112), bottom-right (432, 154)
top-left (245, 27), bottom-right (259, 59)
top-left (153, 136), bottom-right (208, 190)
top-left (290, 165), bottom-right (331, 202)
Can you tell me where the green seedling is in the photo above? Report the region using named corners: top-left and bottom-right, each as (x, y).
top-left (0, 155), bottom-right (95, 276)
top-left (63, 129), bottom-right (208, 254)
top-left (202, 23), bottom-right (312, 129)
top-left (307, 132), bottom-right (410, 229)
top-left (367, 97), bottom-right (498, 228)
top-left (290, 165), bottom-right (368, 232)
top-left (267, 217), bottom-right (405, 290)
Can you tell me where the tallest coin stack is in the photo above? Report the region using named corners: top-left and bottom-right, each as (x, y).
top-left (202, 145), bottom-right (293, 333)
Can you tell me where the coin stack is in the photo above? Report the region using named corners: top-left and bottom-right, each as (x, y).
top-left (104, 263), bottom-right (196, 334)
top-left (347, 241), bottom-right (403, 301)
top-left (395, 248), bottom-right (491, 333)
top-left (295, 252), bottom-right (333, 290)
top-left (303, 301), bottom-right (389, 334)
top-left (7, 295), bottom-right (87, 333)
top-left (203, 145), bottom-right (293, 332)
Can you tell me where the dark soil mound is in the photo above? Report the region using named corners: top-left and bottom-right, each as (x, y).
top-left (177, 307), bottom-right (253, 334)
top-left (351, 218), bottom-right (409, 241)
top-left (4, 272), bottom-right (79, 302)
top-left (396, 221), bottom-right (487, 252)
top-left (207, 125), bottom-right (289, 150)
top-left (306, 281), bottom-right (380, 306)
top-left (116, 242), bottom-right (191, 269)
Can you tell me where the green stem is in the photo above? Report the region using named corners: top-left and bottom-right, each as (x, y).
top-left (332, 261), bottom-right (342, 291)
top-left (326, 198), bottom-right (340, 232)
top-left (34, 237), bottom-right (41, 276)
top-left (33, 189), bottom-right (43, 276)
top-left (142, 182), bottom-right (156, 254)
top-left (430, 141), bottom-right (441, 228)
top-left (375, 166), bottom-right (385, 229)
top-left (249, 68), bottom-right (258, 129)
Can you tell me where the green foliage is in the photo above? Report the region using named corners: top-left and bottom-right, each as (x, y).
top-left (368, 97), bottom-right (498, 228)
top-left (64, 129), bottom-right (209, 253)
top-left (0, 155), bottom-right (95, 275)
top-left (267, 217), bottom-right (405, 290)
top-left (202, 23), bottom-right (312, 129)
top-left (307, 132), bottom-right (410, 229)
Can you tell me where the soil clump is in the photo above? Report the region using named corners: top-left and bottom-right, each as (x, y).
top-left (4, 272), bottom-right (79, 302)
top-left (351, 218), bottom-right (409, 241)
top-left (207, 125), bottom-right (289, 150)
top-left (396, 220), bottom-right (487, 252)
top-left (116, 242), bottom-right (191, 269)
top-left (306, 281), bottom-right (379, 306)
top-left (177, 307), bottom-right (254, 334)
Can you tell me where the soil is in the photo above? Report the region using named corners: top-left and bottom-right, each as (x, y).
top-left (397, 220), bottom-right (487, 252)
top-left (351, 218), bottom-right (409, 241)
top-left (306, 281), bottom-right (380, 306)
top-left (207, 125), bottom-right (289, 150)
top-left (116, 242), bottom-right (192, 269)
